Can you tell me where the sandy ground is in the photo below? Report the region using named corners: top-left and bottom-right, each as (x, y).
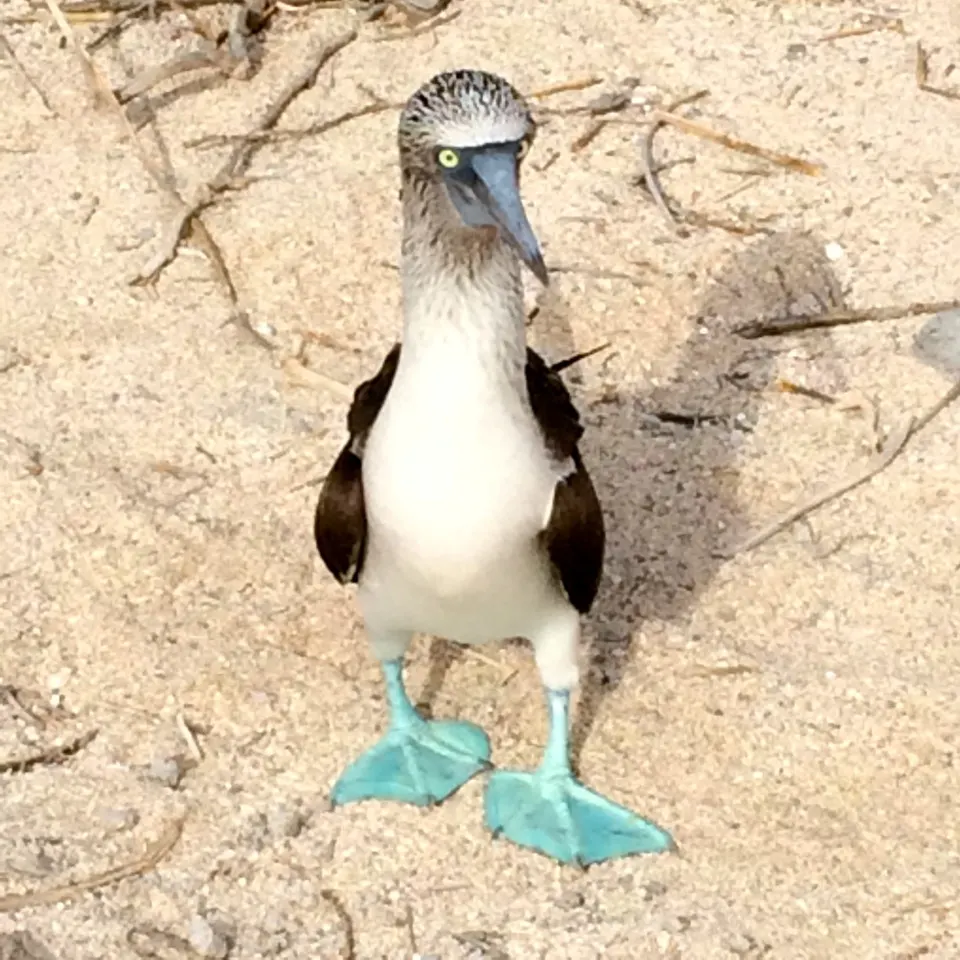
top-left (1, 0), bottom-right (959, 957)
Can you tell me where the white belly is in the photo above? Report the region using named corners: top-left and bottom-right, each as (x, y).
top-left (358, 359), bottom-right (560, 644)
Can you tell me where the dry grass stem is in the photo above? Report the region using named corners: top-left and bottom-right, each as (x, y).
top-left (729, 417), bottom-right (914, 556)
top-left (207, 27), bottom-right (358, 192)
top-left (283, 356), bottom-right (354, 401)
top-left (735, 299), bottom-right (960, 338)
top-left (652, 109), bottom-right (823, 176)
top-left (0, 728), bottom-right (98, 774)
top-left (0, 816), bottom-right (186, 913)
top-left (776, 379), bottom-right (838, 405)
top-left (372, 8), bottom-right (460, 41)
top-left (115, 49), bottom-right (224, 103)
top-left (0, 30), bottom-right (57, 114)
top-left (175, 711), bottom-right (203, 762)
top-left (57, 0), bottom-right (336, 11)
top-left (571, 118), bottom-right (608, 152)
top-left (549, 263), bottom-right (647, 286)
top-left (641, 116), bottom-right (682, 230)
top-left (730, 378), bottom-right (960, 556)
top-left (0, 685), bottom-right (45, 727)
top-left (528, 77), bottom-right (601, 99)
top-left (134, 27), bottom-right (357, 290)
top-left (681, 209), bottom-right (773, 236)
top-left (43, 0), bottom-right (111, 106)
top-left (915, 42), bottom-right (960, 101)
top-left (320, 890), bottom-right (357, 960)
top-left (820, 17), bottom-right (904, 42)
top-left (186, 99), bottom-right (395, 150)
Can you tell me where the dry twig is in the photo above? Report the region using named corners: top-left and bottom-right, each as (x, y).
top-left (915, 42), bottom-right (960, 102)
top-left (115, 48), bottom-right (225, 103)
top-left (0, 728), bottom-right (98, 775)
top-left (371, 7), bottom-right (459, 40)
top-left (283, 356), bottom-right (353, 401)
top-left (776, 379), bottom-right (838, 405)
top-left (681, 209), bottom-right (773, 236)
top-left (57, 0), bottom-right (338, 11)
top-left (641, 115), bottom-right (682, 230)
top-left (50, 0), bottom-right (357, 385)
top-left (728, 378), bottom-right (960, 556)
top-left (175, 711), bottom-right (203, 762)
top-left (549, 342), bottom-right (611, 373)
top-left (133, 27), bottom-right (358, 287)
top-left (652, 109), bottom-right (822, 176)
top-left (735, 299), bottom-right (960, 338)
top-left (126, 926), bottom-right (194, 958)
top-left (571, 118), bottom-right (608, 153)
top-left (549, 263), bottom-right (647, 286)
top-left (185, 99), bottom-right (394, 150)
top-left (0, 30), bottom-right (57, 114)
top-left (528, 77), bottom-right (601, 99)
top-left (320, 890), bottom-right (357, 960)
top-left (209, 27), bottom-right (357, 191)
top-left (819, 17), bottom-right (904, 42)
top-left (0, 816), bottom-right (186, 913)
top-left (0, 686), bottom-right (45, 727)
top-left (43, 0), bottom-right (110, 105)
top-left (85, 0), bottom-right (150, 51)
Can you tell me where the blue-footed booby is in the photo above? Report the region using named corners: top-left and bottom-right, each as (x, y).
top-left (314, 69), bottom-right (672, 865)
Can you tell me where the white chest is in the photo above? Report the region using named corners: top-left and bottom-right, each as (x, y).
top-left (362, 347), bottom-right (555, 585)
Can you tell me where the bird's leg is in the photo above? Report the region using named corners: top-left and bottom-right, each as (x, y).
top-left (330, 648), bottom-right (491, 808)
top-left (484, 611), bottom-right (674, 865)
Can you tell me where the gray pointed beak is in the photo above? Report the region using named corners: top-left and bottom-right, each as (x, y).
top-left (469, 151), bottom-right (548, 286)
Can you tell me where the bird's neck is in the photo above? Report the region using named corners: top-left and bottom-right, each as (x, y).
top-left (398, 180), bottom-right (527, 390)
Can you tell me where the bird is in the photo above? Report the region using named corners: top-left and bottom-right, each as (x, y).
top-left (313, 68), bottom-right (673, 865)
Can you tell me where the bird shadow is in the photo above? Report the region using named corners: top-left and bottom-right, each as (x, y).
top-left (567, 228), bottom-right (844, 769)
top-left (412, 229), bottom-right (844, 772)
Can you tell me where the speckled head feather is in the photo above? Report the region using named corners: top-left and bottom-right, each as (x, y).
top-left (397, 69), bottom-right (546, 285)
top-left (399, 69), bottom-right (534, 169)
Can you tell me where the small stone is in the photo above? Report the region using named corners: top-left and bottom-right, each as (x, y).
top-left (555, 889), bottom-right (586, 909)
top-left (587, 89), bottom-right (632, 115)
top-left (99, 807), bottom-right (140, 832)
top-left (662, 914), bottom-right (693, 933)
top-left (913, 308), bottom-right (960, 376)
top-left (0, 932), bottom-right (59, 960)
top-left (188, 915), bottom-right (229, 959)
top-left (205, 911), bottom-right (237, 947)
top-left (148, 755), bottom-right (188, 789)
top-left (641, 880), bottom-right (668, 901)
top-left (46, 670), bottom-right (71, 691)
top-left (786, 42), bottom-right (807, 60)
top-left (824, 241), bottom-right (845, 261)
top-left (266, 805), bottom-right (305, 840)
top-left (242, 813), bottom-right (270, 850)
top-left (725, 932), bottom-right (760, 955)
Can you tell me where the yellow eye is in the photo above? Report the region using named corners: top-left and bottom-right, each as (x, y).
top-left (437, 148), bottom-right (460, 169)
top-left (517, 139), bottom-right (530, 160)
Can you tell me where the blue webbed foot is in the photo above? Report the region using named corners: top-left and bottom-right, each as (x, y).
top-left (330, 659), bottom-right (490, 808)
top-left (484, 769), bottom-right (673, 865)
top-left (331, 718), bottom-right (490, 807)
top-left (483, 689), bottom-right (673, 865)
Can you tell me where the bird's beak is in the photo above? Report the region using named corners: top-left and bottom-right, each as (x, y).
top-left (469, 150), bottom-right (549, 286)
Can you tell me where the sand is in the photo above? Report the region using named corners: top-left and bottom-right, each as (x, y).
top-left (1, 0), bottom-right (958, 957)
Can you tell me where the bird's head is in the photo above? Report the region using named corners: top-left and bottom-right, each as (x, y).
top-left (398, 69), bottom-right (547, 285)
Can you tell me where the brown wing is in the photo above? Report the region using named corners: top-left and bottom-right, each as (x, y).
top-left (526, 348), bottom-right (605, 614)
top-left (314, 344), bottom-right (400, 584)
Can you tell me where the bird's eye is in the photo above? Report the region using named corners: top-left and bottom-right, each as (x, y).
top-left (517, 139), bottom-right (531, 160)
top-left (437, 148), bottom-right (460, 169)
